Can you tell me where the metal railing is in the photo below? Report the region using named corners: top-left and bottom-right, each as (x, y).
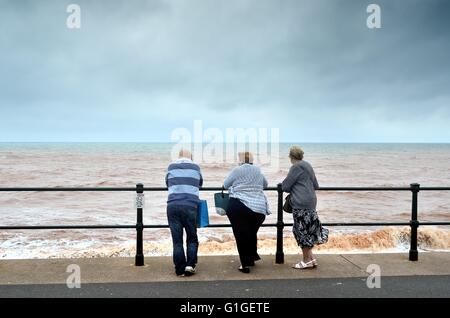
top-left (1, 183), bottom-right (449, 265)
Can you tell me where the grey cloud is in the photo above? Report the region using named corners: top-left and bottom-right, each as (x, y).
top-left (0, 0), bottom-right (449, 141)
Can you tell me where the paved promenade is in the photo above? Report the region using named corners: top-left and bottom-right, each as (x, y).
top-left (0, 253), bottom-right (449, 297)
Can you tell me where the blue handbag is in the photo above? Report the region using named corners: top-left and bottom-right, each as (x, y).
top-left (197, 200), bottom-right (209, 228)
top-left (214, 187), bottom-right (230, 216)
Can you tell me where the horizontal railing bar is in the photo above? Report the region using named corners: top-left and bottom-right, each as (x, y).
top-left (210, 222), bottom-right (450, 227)
top-left (323, 222), bottom-right (411, 226)
top-left (0, 225), bottom-right (136, 230)
top-left (0, 188), bottom-right (136, 192)
top-left (209, 222), bottom-right (450, 227)
top-left (419, 222), bottom-right (450, 225)
top-left (1, 186), bottom-right (449, 192)
top-left (7, 222), bottom-right (450, 230)
top-left (317, 187), bottom-right (412, 191)
top-left (420, 187), bottom-right (450, 191)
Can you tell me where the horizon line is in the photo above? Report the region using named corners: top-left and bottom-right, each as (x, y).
top-left (0, 141), bottom-right (449, 144)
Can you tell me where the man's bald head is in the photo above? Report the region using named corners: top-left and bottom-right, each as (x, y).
top-left (179, 149), bottom-right (192, 160)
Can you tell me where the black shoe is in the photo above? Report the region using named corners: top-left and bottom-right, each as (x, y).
top-left (238, 266), bottom-right (250, 274)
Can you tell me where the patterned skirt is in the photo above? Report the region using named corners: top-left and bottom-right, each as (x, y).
top-left (292, 208), bottom-right (329, 248)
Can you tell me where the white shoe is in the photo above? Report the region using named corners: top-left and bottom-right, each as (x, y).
top-left (185, 266), bottom-right (196, 276)
top-left (292, 260), bottom-right (316, 270)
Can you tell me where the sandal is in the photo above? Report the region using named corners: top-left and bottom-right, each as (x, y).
top-left (292, 260), bottom-right (316, 269)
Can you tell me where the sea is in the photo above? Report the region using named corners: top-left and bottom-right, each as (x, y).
top-left (0, 142), bottom-right (449, 259)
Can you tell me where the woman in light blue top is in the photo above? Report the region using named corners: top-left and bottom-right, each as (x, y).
top-left (223, 152), bottom-right (269, 273)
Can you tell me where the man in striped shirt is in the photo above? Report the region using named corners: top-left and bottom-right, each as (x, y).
top-left (165, 149), bottom-right (203, 277)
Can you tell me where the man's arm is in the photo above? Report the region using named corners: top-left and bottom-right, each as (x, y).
top-left (199, 171), bottom-right (204, 188)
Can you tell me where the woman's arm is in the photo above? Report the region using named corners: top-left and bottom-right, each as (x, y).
top-left (262, 174), bottom-right (268, 188)
top-left (312, 172), bottom-right (319, 190)
top-left (223, 167), bottom-right (238, 189)
top-left (281, 165), bottom-right (303, 193)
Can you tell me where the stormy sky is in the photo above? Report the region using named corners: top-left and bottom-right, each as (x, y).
top-left (0, 0), bottom-right (449, 142)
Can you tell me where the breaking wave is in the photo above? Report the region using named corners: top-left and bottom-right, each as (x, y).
top-left (1, 227), bottom-right (448, 259)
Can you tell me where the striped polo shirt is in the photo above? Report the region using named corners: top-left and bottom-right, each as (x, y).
top-left (165, 158), bottom-right (203, 208)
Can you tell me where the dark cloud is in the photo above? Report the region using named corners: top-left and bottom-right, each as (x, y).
top-left (0, 0), bottom-right (449, 141)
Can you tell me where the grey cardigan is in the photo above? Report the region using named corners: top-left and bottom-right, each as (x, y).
top-left (281, 160), bottom-right (319, 210)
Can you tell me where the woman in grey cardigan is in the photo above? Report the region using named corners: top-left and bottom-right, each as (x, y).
top-left (282, 146), bottom-right (328, 269)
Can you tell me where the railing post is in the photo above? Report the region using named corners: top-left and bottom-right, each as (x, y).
top-left (276, 183), bottom-right (285, 264)
top-left (409, 183), bottom-right (420, 261)
top-left (135, 183), bottom-right (145, 266)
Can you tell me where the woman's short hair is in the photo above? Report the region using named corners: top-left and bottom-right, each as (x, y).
top-left (238, 152), bottom-right (254, 164)
top-left (289, 146), bottom-right (304, 161)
